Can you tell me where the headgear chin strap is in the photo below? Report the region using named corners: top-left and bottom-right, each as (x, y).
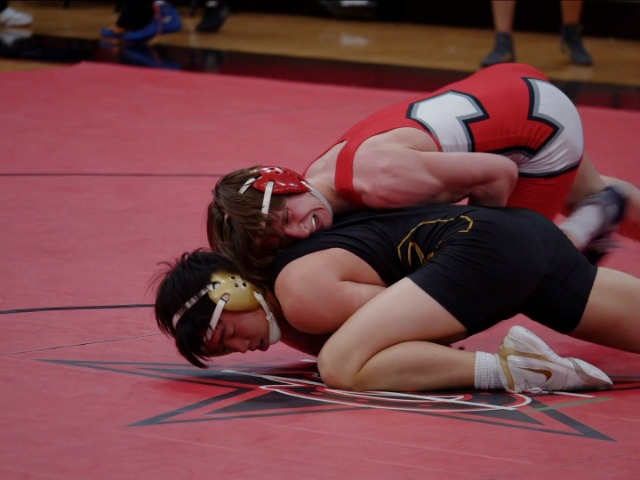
top-left (171, 270), bottom-right (281, 346)
top-left (238, 166), bottom-right (333, 218)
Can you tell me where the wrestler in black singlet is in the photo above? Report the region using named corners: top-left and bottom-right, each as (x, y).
top-left (270, 205), bottom-right (597, 335)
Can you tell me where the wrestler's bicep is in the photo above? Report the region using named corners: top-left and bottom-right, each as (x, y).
top-left (355, 144), bottom-right (516, 207)
top-left (274, 249), bottom-right (385, 334)
top-left (420, 151), bottom-right (518, 205)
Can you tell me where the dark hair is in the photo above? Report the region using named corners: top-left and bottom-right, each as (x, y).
top-left (153, 249), bottom-right (237, 368)
top-left (207, 165), bottom-right (290, 282)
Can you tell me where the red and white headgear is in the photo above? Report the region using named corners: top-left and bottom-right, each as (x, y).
top-left (171, 270), bottom-right (281, 346)
top-left (238, 166), bottom-right (333, 216)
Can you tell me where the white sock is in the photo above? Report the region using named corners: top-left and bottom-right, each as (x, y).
top-left (474, 351), bottom-right (506, 390)
top-left (559, 204), bottom-right (604, 250)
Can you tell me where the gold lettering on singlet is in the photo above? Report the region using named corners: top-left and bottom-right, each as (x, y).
top-left (397, 215), bottom-right (474, 267)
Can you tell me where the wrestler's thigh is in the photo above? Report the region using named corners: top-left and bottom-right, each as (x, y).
top-left (318, 278), bottom-right (467, 372)
top-left (570, 267), bottom-right (640, 353)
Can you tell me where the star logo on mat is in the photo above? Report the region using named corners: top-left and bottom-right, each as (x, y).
top-left (41, 358), bottom-right (640, 441)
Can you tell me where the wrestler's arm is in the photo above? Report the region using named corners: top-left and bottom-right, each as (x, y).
top-left (274, 248), bottom-right (386, 335)
top-left (354, 142), bottom-right (518, 208)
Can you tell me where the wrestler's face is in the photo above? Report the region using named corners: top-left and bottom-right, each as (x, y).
top-left (204, 309), bottom-right (271, 356)
top-left (273, 192), bottom-right (333, 240)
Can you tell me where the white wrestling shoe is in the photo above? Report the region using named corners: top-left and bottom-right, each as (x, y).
top-left (498, 326), bottom-right (612, 393)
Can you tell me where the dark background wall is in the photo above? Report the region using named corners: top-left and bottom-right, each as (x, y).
top-left (400, 0), bottom-right (639, 40)
top-left (221, 1), bottom-right (639, 40)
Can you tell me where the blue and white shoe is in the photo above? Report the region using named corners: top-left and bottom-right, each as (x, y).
top-left (100, 27), bottom-right (125, 39)
top-left (122, 1), bottom-right (183, 43)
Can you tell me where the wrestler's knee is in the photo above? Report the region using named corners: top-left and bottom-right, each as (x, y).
top-left (317, 348), bottom-right (361, 391)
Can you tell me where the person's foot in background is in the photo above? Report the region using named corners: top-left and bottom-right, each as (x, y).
top-left (197, 0), bottom-right (230, 33)
top-left (0, 6), bottom-right (33, 28)
top-left (319, 0), bottom-right (377, 20)
top-left (561, 24), bottom-right (593, 66)
top-left (101, 1), bottom-right (182, 43)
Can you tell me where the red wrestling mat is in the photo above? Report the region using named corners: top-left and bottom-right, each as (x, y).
top-left (1, 63), bottom-right (639, 480)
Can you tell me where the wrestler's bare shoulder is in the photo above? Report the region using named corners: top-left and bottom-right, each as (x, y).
top-left (308, 128), bottom-right (437, 174)
top-left (362, 127), bottom-right (438, 152)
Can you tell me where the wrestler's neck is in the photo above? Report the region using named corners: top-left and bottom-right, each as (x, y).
top-left (306, 144), bottom-right (352, 214)
top-left (305, 174), bottom-right (351, 214)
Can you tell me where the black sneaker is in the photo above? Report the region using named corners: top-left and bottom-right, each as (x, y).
top-left (561, 24), bottom-right (593, 66)
top-left (319, 1), bottom-right (378, 20)
top-left (197, 0), bottom-right (229, 33)
top-left (480, 32), bottom-right (515, 68)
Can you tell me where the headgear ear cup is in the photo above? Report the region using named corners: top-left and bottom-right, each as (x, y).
top-left (172, 270), bottom-right (281, 346)
top-left (237, 166), bottom-right (333, 217)
top-left (248, 167), bottom-right (310, 196)
top-left (208, 271), bottom-right (281, 344)
top-left (208, 271), bottom-right (262, 311)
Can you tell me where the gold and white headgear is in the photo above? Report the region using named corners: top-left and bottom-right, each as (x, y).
top-left (171, 270), bottom-right (281, 346)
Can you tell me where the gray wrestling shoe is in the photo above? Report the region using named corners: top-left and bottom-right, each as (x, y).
top-left (498, 326), bottom-right (612, 393)
top-left (579, 185), bottom-right (628, 264)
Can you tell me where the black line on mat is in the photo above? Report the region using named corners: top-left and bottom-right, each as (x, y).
top-left (0, 173), bottom-right (222, 178)
top-left (0, 304), bottom-right (153, 315)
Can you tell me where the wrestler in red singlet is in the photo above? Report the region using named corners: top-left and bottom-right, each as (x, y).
top-left (307, 63), bottom-right (584, 219)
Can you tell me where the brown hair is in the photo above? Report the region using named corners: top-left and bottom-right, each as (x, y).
top-left (207, 166), bottom-right (290, 282)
